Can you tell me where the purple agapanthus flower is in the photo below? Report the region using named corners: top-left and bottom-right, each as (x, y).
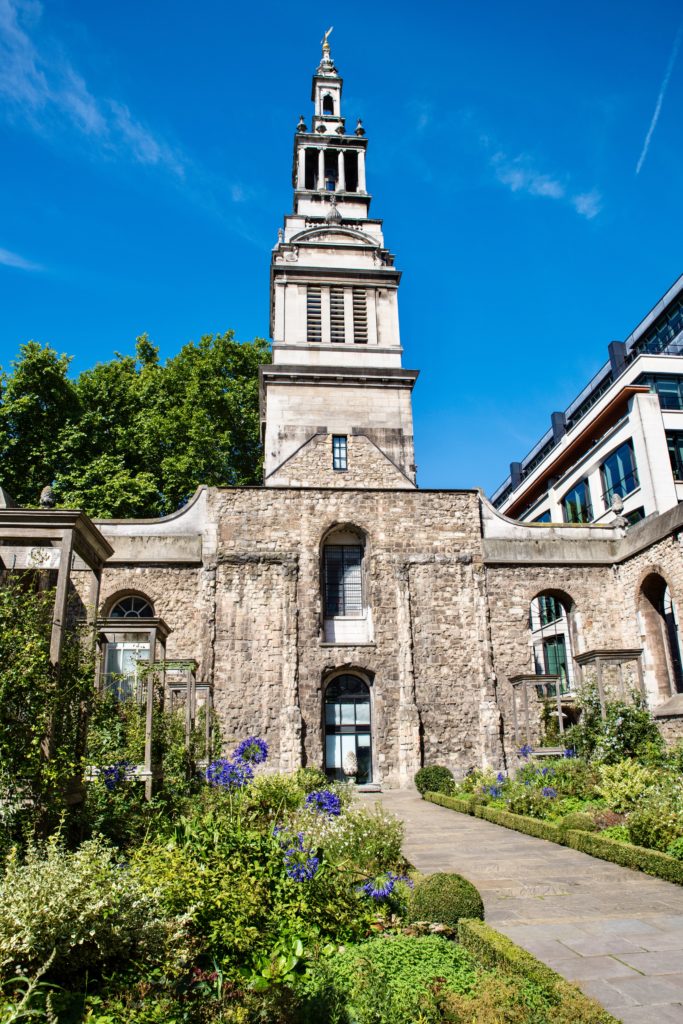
top-left (206, 757), bottom-right (254, 788)
top-left (358, 871), bottom-right (413, 901)
top-left (563, 747), bottom-right (577, 759)
top-left (518, 744), bottom-right (533, 759)
top-left (542, 786), bottom-right (557, 798)
top-left (496, 772), bottom-right (506, 783)
top-left (233, 736), bottom-right (269, 764)
top-left (282, 831), bottom-right (319, 882)
top-left (305, 789), bottom-right (342, 816)
top-left (488, 785), bottom-right (502, 798)
top-left (101, 761), bottom-right (133, 791)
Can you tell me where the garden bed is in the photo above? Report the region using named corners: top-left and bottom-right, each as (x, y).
top-left (425, 791), bottom-right (683, 885)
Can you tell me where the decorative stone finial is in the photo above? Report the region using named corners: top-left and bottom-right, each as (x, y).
top-left (277, 227), bottom-right (284, 243)
top-left (355, 118), bottom-right (365, 137)
top-left (39, 485), bottom-right (56, 509)
top-left (610, 493), bottom-right (624, 515)
top-left (296, 115), bottom-right (307, 133)
top-left (325, 194), bottom-right (342, 224)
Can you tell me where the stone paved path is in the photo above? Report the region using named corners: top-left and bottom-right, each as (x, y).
top-left (363, 790), bottom-right (683, 1023)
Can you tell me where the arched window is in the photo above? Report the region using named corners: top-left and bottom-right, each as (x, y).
top-left (639, 573), bottom-right (683, 701)
top-left (110, 595), bottom-right (154, 618)
top-left (102, 593), bottom-right (155, 699)
top-left (322, 93), bottom-right (334, 114)
top-left (322, 526), bottom-right (371, 643)
top-left (324, 674), bottom-right (372, 783)
top-left (529, 591), bottom-right (575, 695)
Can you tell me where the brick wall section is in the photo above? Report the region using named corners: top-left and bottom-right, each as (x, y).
top-left (266, 432), bottom-right (414, 489)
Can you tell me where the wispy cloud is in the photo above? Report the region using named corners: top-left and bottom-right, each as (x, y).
top-left (0, 0), bottom-right (184, 176)
top-left (636, 22), bottom-right (683, 175)
top-left (0, 246), bottom-right (42, 270)
top-left (490, 149), bottom-right (601, 220)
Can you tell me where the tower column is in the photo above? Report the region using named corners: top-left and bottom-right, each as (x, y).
top-left (297, 146), bottom-right (306, 189)
top-left (337, 150), bottom-right (346, 191)
top-left (358, 149), bottom-right (366, 192)
top-left (317, 149), bottom-right (325, 190)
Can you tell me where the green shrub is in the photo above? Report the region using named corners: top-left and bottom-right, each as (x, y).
top-left (327, 935), bottom-right (478, 1024)
top-left (667, 836), bottom-right (683, 861)
top-left (627, 796), bottom-right (683, 852)
top-left (595, 760), bottom-right (657, 813)
top-left (304, 802), bottom-right (405, 875)
top-left (559, 811), bottom-right (597, 833)
top-left (565, 686), bottom-right (664, 764)
top-left (242, 772), bottom-right (305, 817)
top-left (600, 825), bottom-right (630, 843)
top-left (294, 766), bottom-right (329, 792)
top-left (474, 804), bottom-right (564, 843)
top-left (0, 837), bottom-right (179, 977)
top-left (506, 788), bottom-right (554, 819)
top-left (564, 829), bottom-right (683, 884)
top-left (425, 792), bottom-right (475, 815)
top-left (414, 765), bottom-right (455, 796)
top-left (408, 872), bottom-right (484, 927)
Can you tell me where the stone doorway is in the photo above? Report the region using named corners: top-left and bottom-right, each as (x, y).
top-left (324, 674), bottom-right (372, 784)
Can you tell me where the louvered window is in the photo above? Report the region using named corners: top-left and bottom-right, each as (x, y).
top-left (352, 288), bottom-right (368, 343)
top-left (307, 286), bottom-right (322, 342)
top-left (324, 545), bottom-right (363, 616)
top-left (330, 287), bottom-right (346, 342)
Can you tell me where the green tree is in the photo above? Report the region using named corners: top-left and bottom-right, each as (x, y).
top-left (0, 331), bottom-right (269, 517)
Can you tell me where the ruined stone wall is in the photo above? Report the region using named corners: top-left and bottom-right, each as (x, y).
top-left (484, 562), bottom-right (628, 756)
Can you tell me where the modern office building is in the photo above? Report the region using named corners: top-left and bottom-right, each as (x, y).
top-left (491, 277), bottom-right (683, 526)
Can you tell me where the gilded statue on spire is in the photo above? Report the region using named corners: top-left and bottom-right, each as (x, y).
top-left (321, 26), bottom-right (333, 51)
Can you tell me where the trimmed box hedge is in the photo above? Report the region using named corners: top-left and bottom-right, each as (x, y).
top-left (458, 919), bottom-right (620, 1024)
top-left (564, 829), bottom-right (683, 885)
top-left (424, 791), bottom-right (683, 886)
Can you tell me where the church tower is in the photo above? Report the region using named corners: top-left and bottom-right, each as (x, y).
top-left (261, 33), bottom-right (418, 488)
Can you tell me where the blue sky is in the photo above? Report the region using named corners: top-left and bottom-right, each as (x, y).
top-left (1, 0), bottom-right (682, 493)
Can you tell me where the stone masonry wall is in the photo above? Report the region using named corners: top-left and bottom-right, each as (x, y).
top-left (266, 432), bottom-right (414, 489)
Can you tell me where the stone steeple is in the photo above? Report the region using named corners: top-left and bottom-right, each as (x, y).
top-left (260, 36), bottom-right (418, 488)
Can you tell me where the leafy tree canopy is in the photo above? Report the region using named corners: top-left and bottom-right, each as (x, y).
top-left (0, 332), bottom-right (270, 517)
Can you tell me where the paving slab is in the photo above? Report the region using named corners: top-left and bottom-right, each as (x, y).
top-left (364, 790), bottom-right (683, 1022)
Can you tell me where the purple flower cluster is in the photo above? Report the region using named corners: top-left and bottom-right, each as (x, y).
top-left (282, 832), bottom-right (320, 882)
top-left (305, 789), bottom-right (342, 817)
top-left (233, 736), bottom-right (269, 764)
top-left (542, 786), bottom-right (557, 799)
top-left (483, 784), bottom-right (502, 798)
top-left (359, 871), bottom-right (413, 901)
top-left (102, 761), bottom-right (133, 791)
top-left (563, 747), bottom-right (577, 758)
top-left (518, 744), bottom-right (533, 759)
top-left (496, 772), bottom-right (506, 783)
top-left (205, 757), bottom-right (254, 789)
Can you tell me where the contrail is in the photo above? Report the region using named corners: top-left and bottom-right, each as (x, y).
top-left (636, 22), bottom-right (683, 174)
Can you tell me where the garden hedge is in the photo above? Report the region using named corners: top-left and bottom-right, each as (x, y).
top-left (457, 919), bottom-right (620, 1024)
top-left (424, 791), bottom-right (683, 886)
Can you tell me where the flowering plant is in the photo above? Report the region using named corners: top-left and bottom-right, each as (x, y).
top-left (233, 736), bottom-right (269, 765)
top-left (205, 758), bottom-right (254, 789)
top-left (101, 761), bottom-right (133, 792)
top-left (281, 831), bottom-right (320, 882)
top-left (518, 744), bottom-right (533, 759)
top-left (541, 786), bottom-right (557, 799)
top-left (358, 870), bottom-right (413, 901)
top-left (305, 789), bottom-right (342, 817)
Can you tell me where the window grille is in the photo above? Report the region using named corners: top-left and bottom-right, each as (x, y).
top-left (330, 287), bottom-right (346, 342)
top-left (307, 286), bottom-right (322, 343)
top-left (352, 288), bottom-right (368, 343)
top-left (332, 434), bottom-right (348, 471)
top-left (324, 544), bottom-right (363, 616)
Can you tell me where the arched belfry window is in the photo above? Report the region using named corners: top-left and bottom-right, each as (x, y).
top-left (324, 674), bottom-right (372, 783)
top-left (322, 527), bottom-right (372, 643)
top-left (322, 93), bottom-right (334, 114)
top-left (529, 591), bottom-right (575, 695)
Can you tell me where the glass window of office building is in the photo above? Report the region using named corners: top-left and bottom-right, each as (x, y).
top-left (601, 441), bottom-right (638, 505)
top-left (562, 480), bottom-right (593, 523)
top-left (667, 432), bottom-right (683, 481)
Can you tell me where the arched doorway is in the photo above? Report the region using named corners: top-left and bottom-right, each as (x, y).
top-left (639, 573), bottom-right (683, 701)
top-left (324, 674), bottom-right (372, 783)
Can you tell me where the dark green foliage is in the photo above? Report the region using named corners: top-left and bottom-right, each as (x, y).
top-left (0, 576), bottom-right (93, 847)
top-left (457, 920), bottom-right (620, 1024)
top-left (425, 792), bottom-right (476, 815)
top-left (414, 765), bottom-right (455, 796)
top-left (564, 830), bottom-right (683, 884)
top-left (626, 796), bottom-right (683, 853)
top-left (408, 872), bottom-right (484, 928)
top-left (474, 804), bottom-right (564, 843)
top-left (0, 332), bottom-right (270, 517)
